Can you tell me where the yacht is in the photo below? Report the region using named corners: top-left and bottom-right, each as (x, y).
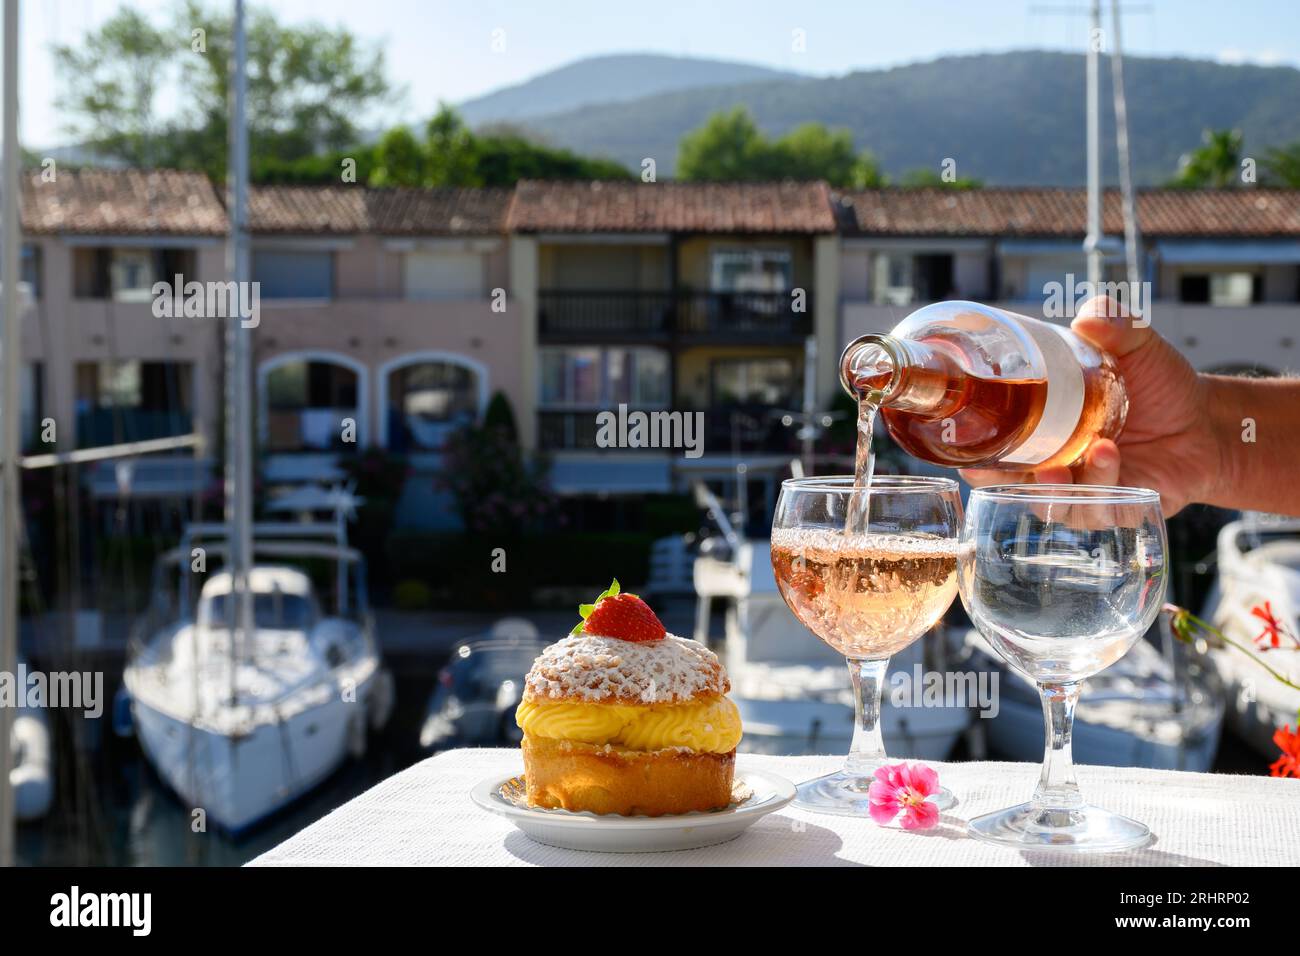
top-left (123, 522), bottom-right (392, 836)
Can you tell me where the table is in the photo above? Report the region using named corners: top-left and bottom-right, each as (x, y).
top-left (250, 750), bottom-right (1300, 866)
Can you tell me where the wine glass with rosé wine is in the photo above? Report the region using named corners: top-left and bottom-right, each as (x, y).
top-left (770, 475), bottom-right (963, 816)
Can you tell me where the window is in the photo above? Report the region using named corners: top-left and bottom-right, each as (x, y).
top-left (73, 248), bottom-right (195, 300)
top-left (264, 360), bottom-right (358, 452)
top-left (873, 252), bottom-right (914, 305)
top-left (74, 361), bottom-right (194, 447)
top-left (403, 251), bottom-right (484, 299)
top-left (21, 363), bottom-right (43, 451)
top-left (914, 253), bottom-right (955, 300)
top-left (387, 360), bottom-right (480, 451)
top-left (711, 249), bottom-right (792, 293)
top-left (253, 249), bottom-right (333, 299)
top-left (21, 245), bottom-right (40, 299)
top-left (540, 347), bottom-right (669, 407)
top-left (205, 591), bottom-right (315, 631)
top-left (711, 358), bottom-right (797, 406)
top-left (1179, 271), bottom-right (1259, 306)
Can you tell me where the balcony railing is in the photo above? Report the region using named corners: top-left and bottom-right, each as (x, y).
top-left (538, 290), bottom-right (812, 342)
top-left (539, 406), bottom-right (798, 456)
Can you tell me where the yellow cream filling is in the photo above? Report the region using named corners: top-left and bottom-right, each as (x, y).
top-left (516, 695), bottom-right (743, 754)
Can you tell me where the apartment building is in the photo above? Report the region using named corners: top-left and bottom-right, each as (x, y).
top-left (244, 184), bottom-right (515, 528)
top-left (17, 170), bottom-right (1300, 528)
top-left (504, 180), bottom-right (840, 506)
top-left (836, 187), bottom-right (1300, 375)
top-left (21, 169), bottom-right (228, 507)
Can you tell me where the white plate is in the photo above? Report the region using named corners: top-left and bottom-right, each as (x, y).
top-left (470, 768), bottom-right (796, 853)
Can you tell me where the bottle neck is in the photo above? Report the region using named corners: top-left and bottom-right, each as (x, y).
top-left (840, 334), bottom-right (955, 415)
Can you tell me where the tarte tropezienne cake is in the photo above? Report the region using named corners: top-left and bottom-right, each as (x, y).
top-left (515, 580), bottom-right (743, 816)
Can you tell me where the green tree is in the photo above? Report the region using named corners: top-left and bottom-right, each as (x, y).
top-left (374, 106), bottom-right (631, 188)
top-left (1261, 141), bottom-right (1300, 187)
top-left (370, 126), bottom-right (425, 187)
top-left (1169, 128), bottom-right (1244, 188)
top-left (676, 107), bottom-right (766, 181)
top-left (677, 107), bottom-right (879, 186)
top-left (898, 167), bottom-right (983, 189)
top-left (424, 106), bottom-right (483, 186)
top-left (53, 9), bottom-right (174, 166)
top-left (53, 0), bottom-right (392, 178)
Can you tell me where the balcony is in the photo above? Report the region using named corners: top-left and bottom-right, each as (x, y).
top-left (538, 290), bottom-right (812, 343)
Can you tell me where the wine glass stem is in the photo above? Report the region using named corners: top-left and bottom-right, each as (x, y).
top-left (1034, 681), bottom-right (1083, 811)
top-left (844, 657), bottom-right (889, 775)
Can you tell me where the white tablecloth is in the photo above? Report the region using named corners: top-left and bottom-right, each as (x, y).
top-left (250, 750), bottom-right (1300, 866)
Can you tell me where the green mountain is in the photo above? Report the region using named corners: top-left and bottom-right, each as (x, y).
top-left (501, 51), bottom-right (1300, 185)
top-left (458, 53), bottom-right (807, 127)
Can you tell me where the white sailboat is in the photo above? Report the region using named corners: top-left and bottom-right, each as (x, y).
top-left (123, 1), bottom-right (393, 837)
top-left (124, 525), bottom-right (392, 835)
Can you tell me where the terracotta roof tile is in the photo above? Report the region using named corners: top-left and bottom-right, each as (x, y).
top-left (20, 170), bottom-right (1300, 241)
top-left (507, 180), bottom-right (838, 233)
top-left (835, 187), bottom-right (1300, 238)
top-left (21, 168), bottom-right (227, 236)
top-left (246, 185), bottom-right (512, 235)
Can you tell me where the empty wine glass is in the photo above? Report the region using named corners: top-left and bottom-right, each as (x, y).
top-left (958, 484), bottom-right (1167, 852)
top-left (771, 475), bottom-right (963, 816)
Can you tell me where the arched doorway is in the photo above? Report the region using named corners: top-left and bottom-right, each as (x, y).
top-left (258, 351), bottom-right (369, 453)
top-left (378, 352), bottom-right (487, 451)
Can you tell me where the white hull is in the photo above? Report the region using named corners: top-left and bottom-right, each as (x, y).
top-left (704, 540), bottom-right (973, 761)
top-left (11, 710), bottom-right (53, 822)
top-left (735, 694), bottom-right (970, 760)
top-left (964, 631), bottom-right (1224, 772)
top-left (981, 690), bottom-right (1221, 772)
top-left (131, 664), bottom-right (379, 834)
top-left (1202, 519), bottom-right (1300, 760)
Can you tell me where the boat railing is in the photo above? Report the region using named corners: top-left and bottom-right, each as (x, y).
top-left (127, 535), bottom-right (373, 676)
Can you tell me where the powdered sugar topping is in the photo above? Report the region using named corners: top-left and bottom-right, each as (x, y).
top-left (524, 633), bottom-right (728, 704)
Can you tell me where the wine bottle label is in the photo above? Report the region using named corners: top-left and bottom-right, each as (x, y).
top-left (1001, 318), bottom-right (1085, 466)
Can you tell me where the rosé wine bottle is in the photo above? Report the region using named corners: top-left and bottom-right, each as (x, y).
top-left (840, 301), bottom-right (1127, 471)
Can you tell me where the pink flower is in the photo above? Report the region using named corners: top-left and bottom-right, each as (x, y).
top-left (867, 762), bottom-right (941, 830)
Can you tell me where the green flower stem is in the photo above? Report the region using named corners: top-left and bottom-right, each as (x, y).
top-left (1164, 603), bottom-right (1300, 693)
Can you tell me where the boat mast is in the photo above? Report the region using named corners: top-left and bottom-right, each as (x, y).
top-left (0, 0), bottom-right (19, 869)
top-left (1084, 0), bottom-right (1103, 288)
top-left (225, 0), bottom-right (253, 704)
top-left (1109, 0), bottom-right (1143, 293)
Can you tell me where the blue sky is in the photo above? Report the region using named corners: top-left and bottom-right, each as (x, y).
top-left (16, 0), bottom-right (1300, 147)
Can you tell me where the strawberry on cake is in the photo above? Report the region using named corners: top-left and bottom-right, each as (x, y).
top-left (515, 580), bottom-right (743, 816)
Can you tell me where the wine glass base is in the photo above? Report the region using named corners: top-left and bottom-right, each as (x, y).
top-left (793, 769), bottom-right (956, 818)
top-left (968, 802), bottom-right (1150, 853)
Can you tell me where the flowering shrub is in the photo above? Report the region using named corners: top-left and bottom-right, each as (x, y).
top-left (438, 416), bottom-right (556, 537)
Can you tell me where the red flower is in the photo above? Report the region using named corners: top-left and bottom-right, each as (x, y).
top-left (1270, 724), bottom-right (1300, 779)
top-left (1250, 602), bottom-right (1290, 651)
